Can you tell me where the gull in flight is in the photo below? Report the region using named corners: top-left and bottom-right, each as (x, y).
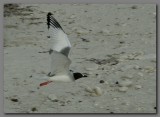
top-left (39, 12), bottom-right (86, 86)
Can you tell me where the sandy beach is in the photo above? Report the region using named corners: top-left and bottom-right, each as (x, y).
top-left (4, 4), bottom-right (156, 113)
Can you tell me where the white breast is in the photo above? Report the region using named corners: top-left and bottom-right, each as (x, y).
top-left (49, 74), bottom-right (74, 82)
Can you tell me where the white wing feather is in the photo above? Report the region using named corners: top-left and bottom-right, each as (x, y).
top-left (47, 13), bottom-right (71, 56)
top-left (50, 50), bottom-right (71, 75)
top-left (46, 12), bottom-right (73, 81)
top-left (49, 27), bottom-right (71, 54)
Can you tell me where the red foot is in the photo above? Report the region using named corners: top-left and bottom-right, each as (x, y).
top-left (39, 81), bottom-right (53, 87)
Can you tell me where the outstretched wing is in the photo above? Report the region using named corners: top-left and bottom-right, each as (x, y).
top-left (47, 12), bottom-right (71, 57)
top-left (50, 50), bottom-right (71, 76)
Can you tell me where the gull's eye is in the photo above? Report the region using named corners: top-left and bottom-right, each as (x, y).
top-left (83, 75), bottom-right (88, 77)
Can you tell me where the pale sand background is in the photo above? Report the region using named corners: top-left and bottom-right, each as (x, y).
top-left (4, 4), bottom-right (156, 113)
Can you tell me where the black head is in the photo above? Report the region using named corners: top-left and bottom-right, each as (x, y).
top-left (73, 72), bottom-right (87, 80)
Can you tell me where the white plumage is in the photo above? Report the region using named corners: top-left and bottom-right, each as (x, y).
top-left (39, 12), bottom-right (74, 86)
top-left (47, 12), bottom-right (71, 56)
top-left (39, 12), bottom-right (86, 87)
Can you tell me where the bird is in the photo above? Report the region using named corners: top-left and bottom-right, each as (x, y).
top-left (39, 12), bottom-right (86, 87)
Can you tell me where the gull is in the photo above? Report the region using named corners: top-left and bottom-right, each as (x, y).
top-left (39, 12), bottom-right (86, 86)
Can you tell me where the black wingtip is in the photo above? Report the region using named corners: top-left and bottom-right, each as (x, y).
top-left (47, 12), bottom-right (52, 29)
top-left (47, 12), bottom-right (53, 16)
top-left (47, 12), bottom-right (64, 32)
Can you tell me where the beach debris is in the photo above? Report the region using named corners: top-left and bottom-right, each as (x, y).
top-left (59, 101), bottom-right (66, 106)
top-left (107, 58), bottom-right (119, 65)
top-left (89, 58), bottom-right (107, 65)
top-left (131, 5), bottom-right (138, 9)
top-left (31, 107), bottom-right (37, 112)
top-left (76, 29), bottom-right (89, 35)
top-left (119, 80), bottom-right (132, 87)
top-left (119, 41), bottom-right (125, 44)
top-left (144, 66), bottom-right (155, 73)
top-left (80, 38), bottom-right (90, 42)
top-left (4, 4), bottom-right (34, 17)
top-left (115, 81), bottom-right (119, 84)
top-left (87, 56), bottom-right (119, 66)
top-left (28, 22), bottom-right (43, 25)
top-left (100, 29), bottom-right (110, 34)
top-left (115, 22), bottom-right (120, 26)
top-left (47, 36), bottom-right (51, 38)
top-left (138, 54), bottom-right (156, 60)
top-left (153, 12), bottom-right (156, 18)
top-left (135, 85), bottom-right (142, 89)
top-left (85, 86), bottom-right (94, 93)
top-left (78, 100), bottom-right (82, 103)
top-left (85, 86), bottom-right (103, 96)
top-left (99, 80), bottom-right (105, 83)
top-left (120, 65), bottom-right (137, 71)
top-left (88, 71), bottom-right (93, 75)
top-left (121, 101), bottom-right (130, 106)
top-left (137, 72), bottom-right (144, 77)
top-left (12, 77), bottom-right (18, 79)
top-left (68, 20), bottom-right (75, 24)
top-left (120, 52), bottom-right (144, 60)
top-left (104, 81), bottom-right (109, 85)
top-left (90, 93), bottom-right (97, 97)
top-left (5, 25), bottom-right (17, 28)
top-left (113, 97), bottom-right (118, 101)
top-left (150, 60), bottom-right (156, 63)
top-left (120, 75), bottom-right (133, 79)
top-left (100, 106), bottom-right (104, 109)
top-left (69, 14), bottom-right (76, 19)
top-left (95, 74), bottom-right (99, 76)
top-left (29, 90), bottom-right (36, 93)
top-left (47, 94), bottom-right (58, 102)
top-left (133, 65), bottom-right (142, 70)
top-left (10, 98), bottom-right (19, 102)
top-left (40, 71), bottom-right (46, 74)
top-left (66, 100), bottom-right (71, 104)
top-left (93, 86), bottom-right (103, 96)
top-left (127, 17), bottom-right (131, 20)
top-left (118, 86), bottom-right (128, 92)
top-left (94, 103), bottom-right (99, 106)
top-left (137, 107), bottom-right (144, 111)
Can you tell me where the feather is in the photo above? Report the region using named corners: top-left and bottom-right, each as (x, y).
top-left (47, 12), bottom-right (71, 56)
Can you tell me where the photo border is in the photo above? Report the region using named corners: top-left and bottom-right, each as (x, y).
top-left (0, 0), bottom-right (159, 117)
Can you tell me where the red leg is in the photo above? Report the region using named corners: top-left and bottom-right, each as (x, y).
top-left (39, 81), bottom-right (53, 87)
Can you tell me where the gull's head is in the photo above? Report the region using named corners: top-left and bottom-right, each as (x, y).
top-left (73, 72), bottom-right (87, 80)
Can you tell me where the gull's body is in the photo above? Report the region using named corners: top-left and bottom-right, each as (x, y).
top-left (47, 12), bottom-right (74, 81)
top-left (39, 12), bottom-right (74, 86)
top-left (49, 50), bottom-right (74, 82)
